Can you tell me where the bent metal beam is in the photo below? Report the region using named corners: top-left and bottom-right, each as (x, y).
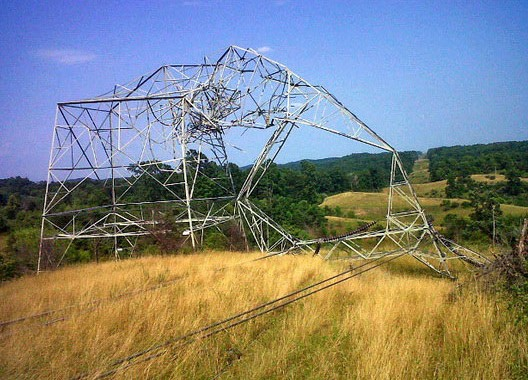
top-left (38, 46), bottom-right (489, 277)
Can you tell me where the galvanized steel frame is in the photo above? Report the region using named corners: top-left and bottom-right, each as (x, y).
top-left (38, 46), bottom-right (488, 276)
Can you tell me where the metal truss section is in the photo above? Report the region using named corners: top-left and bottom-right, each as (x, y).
top-left (39, 46), bottom-right (489, 277)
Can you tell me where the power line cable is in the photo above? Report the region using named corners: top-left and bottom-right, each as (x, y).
top-left (0, 252), bottom-right (283, 330)
top-left (76, 253), bottom-right (403, 380)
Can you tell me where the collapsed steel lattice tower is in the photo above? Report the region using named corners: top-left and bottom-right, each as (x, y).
top-left (38, 46), bottom-right (488, 276)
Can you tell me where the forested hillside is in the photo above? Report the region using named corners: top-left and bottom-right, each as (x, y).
top-left (424, 141), bottom-right (528, 209)
top-left (427, 140), bottom-right (528, 181)
top-left (284, 151), bottom-right (420, 191)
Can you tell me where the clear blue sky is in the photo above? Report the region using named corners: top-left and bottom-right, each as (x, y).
top-left (1, 0), bottom-right (527, 180)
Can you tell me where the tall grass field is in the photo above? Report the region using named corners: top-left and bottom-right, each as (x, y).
top-left (1, 252), bottom-right (526, 379)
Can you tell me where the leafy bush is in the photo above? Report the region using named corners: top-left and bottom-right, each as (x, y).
top-left (65, 248), bottom-right (92, 263)
top-left (0, 251), bottom-right (17, 280)
top-left (486, 220), bottom-right (528, 325)
top-left (7, 227), bottom-right (40, 270)
top-left (440, 199), bottom-right (459, 211)
top-left (203, 232), bottom-right (229, 250)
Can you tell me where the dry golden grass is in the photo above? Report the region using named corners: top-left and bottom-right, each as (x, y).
top-left (1, 252), bottom-right (526, 379)
top-left (402, 174), bottom-right (528, 199)
top-left (324, 216), bottom-right (371, 234)
top-left (412, 180), bottom-right (447, 197)
top-left (471, 174), bottom-right (528, 184)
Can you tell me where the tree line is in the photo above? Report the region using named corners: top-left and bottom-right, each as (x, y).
top-left (1, 150), bottom-right (405, 279)
top-left (427, 140), bottom-right (528, 181)
top-left (2, 142), bottom-right (526, 279)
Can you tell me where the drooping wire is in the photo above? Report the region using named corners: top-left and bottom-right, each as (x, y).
top-left (0, 252), bottom-right (283, 331)
top-left (75, 253), bottom-right (404, 380)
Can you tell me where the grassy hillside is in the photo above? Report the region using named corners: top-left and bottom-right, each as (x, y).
top-left (411, 176), bottom-right (528, 199)
top-left (322, 190), bottom-right (528, 224)
top-left (408, 158), bottom-right (430, 184)
top-left (1, 252), bottom-right (526, 379)
top-left (409, 159), bottom-right (528, 197)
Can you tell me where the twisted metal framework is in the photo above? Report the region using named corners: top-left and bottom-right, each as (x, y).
top-left (38, 46), bottom-right (488, 276)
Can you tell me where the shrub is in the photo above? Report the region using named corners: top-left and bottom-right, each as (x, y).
top-left (203, 232), bottom-right (229, 250)
top-left (7, 227), bottom-right (40, 270)
top-left (0, 252), bottom-right (17, 280)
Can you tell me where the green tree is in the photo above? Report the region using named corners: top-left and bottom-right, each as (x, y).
top-left (299, 161), bottom-right (319, 203)
top-left (127, 160), bottom-right (178, 201)
top-left (445, 176), bottom-right (459, 198)
top-left (0, 252), bottom-right (17, 280)
top-left (504, 169), bottom-right (522, 196)
top-left (7, 227), bottom-right (40, 271)
top-left (469, 189), bottom-right (503, 240)
top-left (5, 194), bottom-right (21, 219)
top-left (442, 214), bottom-right (468, 241)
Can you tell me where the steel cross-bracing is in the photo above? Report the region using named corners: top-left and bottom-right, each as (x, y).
top-left (38, 46), bottom-right (489, 277)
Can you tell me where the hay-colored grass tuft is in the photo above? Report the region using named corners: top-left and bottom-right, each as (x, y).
top-left (1, 252), bottom-right (526, 379)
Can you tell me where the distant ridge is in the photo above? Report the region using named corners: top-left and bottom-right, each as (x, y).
top-left (280, 151), bottom-right (420, 175)
top-left (426, 140), bottom-right (528, 181)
